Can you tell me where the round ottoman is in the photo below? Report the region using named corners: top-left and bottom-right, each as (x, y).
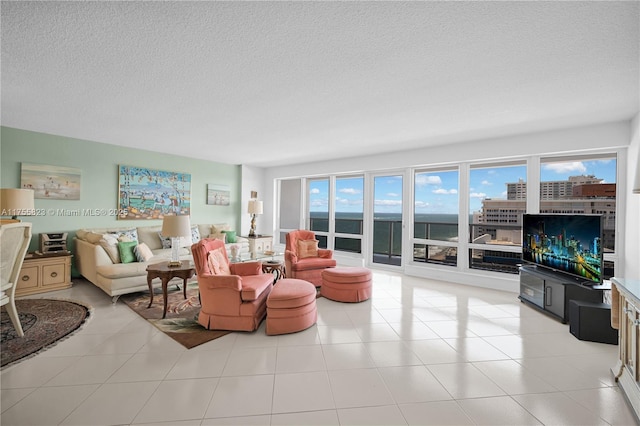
top-left (321, 267), bottom-right (372, 302)
top-left (266, 278), bottom-right (317, 335)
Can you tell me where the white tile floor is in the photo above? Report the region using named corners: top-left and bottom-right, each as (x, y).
top-left (1, 270), bottom-right (637, 425)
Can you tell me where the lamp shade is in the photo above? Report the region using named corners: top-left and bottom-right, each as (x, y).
top-left (161, 215), bottom-right (191, 238)
top-left (0, 188), bottom-right (35, 216)
top-left (248, 200), bottom-right (263, 215)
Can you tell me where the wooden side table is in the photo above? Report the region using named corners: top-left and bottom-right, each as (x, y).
top-left (146, 260), bottom-right (195, 319)
top-left (262, 259), bottom-right (285, 282)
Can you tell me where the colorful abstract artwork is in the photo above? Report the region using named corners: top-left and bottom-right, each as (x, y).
top-left (118, 165), bottom-right (191, 220)
top-left (21, 163), bottom-right (81, 200)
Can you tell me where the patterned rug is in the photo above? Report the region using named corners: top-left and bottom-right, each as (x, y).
top-left (120, 281), bottom-right (230, 349)
top-left (1, 299), bottom-right (92, 368)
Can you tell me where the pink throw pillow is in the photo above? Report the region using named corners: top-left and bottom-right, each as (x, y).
top-left (297, 240), bottom-right (319, 259)
top-left (208, 248), bottom-right (230, 275)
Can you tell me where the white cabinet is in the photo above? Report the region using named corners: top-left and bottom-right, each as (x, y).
top-left (17, 253), bottom-right (72, 296)
top-left (247, 235), bottom-right (272, 256)
top-left (611, 278), bottom-right (640, 418)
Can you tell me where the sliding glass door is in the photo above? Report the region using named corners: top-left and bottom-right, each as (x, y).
top-left (371, 173), bottom-right (403, 266)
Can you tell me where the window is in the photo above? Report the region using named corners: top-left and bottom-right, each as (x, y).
top-left (308, 178), bottom-right (329, 248)
top-left (468, 162), bottom-right (526, 274)
top-left (413, 168), bottom-right (459, 266)
top-left (540, 155), bottom-right (617, 279)
top-left (334, 176), bottom-right (364, 253)
top-left (286, 149), bottom-right (621, 282)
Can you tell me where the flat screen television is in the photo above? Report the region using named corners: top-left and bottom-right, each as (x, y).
top-left (522, 214), bottom-right (603, 284)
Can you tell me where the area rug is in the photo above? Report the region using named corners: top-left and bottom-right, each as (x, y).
top-left (120, 281), bottom-right (230, 349)
top-left (1, 299), bottom-right (92, 369)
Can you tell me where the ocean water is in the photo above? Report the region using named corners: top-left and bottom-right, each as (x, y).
top-left (310, 212), bottom-right (463, 253)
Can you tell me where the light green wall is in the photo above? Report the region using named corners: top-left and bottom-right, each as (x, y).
top-left (1, 126), bottom-right (242, 255)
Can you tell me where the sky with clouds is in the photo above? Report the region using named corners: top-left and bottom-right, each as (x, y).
top-left (309, 159), bottom-right (616, 215)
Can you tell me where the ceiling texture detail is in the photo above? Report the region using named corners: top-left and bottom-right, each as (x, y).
top-left (2, 1), bottom-right (638, 167)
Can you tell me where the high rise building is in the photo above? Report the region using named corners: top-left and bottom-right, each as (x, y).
top-left (474, 175), bottom-right (616, 249)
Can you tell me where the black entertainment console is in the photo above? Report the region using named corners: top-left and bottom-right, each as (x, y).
top-left (519, 265), bottom-right (608, 323)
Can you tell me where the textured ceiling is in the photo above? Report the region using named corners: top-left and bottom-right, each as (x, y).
top-left (1, 1), bottom-right (638, 167)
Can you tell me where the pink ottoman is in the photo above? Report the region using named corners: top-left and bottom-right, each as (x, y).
top-left (321, 267), bottom-right (372, 302)
top-left (266, 278), bottom-right (317, 335)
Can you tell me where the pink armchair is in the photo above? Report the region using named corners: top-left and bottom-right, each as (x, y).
top-left (285, 230), bottom-right (336, 287)
top-left (191, 238), bottom-right (273, 331)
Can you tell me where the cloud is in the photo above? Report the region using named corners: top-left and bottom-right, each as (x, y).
top-left (415, 175), bottom-right (442, 186)
top-left (387, 192), bottom-right (400, 197)
top-left (432, 188), bottom-right (458, 195)
top-left (310, 199), bottom-right (327, 207)
top-left (339, 188), bottom-right (361, 195)
top-left (375, 199), bottom-right (402, 206)
top-left (414, 201), bottom-right (430, 208)
top-left (481, 180), bottom-right (492, 186)
top-left (310, 188), bottom-right (321, 194)
top-left (336, 197), bottom-right (363, 205)
top-left (543, 161), bottom-right (586, 174)
top-left (470, 192), bottom-right (487, 199)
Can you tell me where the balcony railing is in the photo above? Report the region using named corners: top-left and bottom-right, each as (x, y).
top-left (309, 218), bottom-right (525, 272)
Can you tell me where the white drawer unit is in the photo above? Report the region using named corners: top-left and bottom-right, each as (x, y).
top-left (247, 235), bottom-right (272, 256)
top-left (17, 253), bottom-right (72, 296)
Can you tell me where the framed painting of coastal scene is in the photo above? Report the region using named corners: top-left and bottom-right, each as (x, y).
top-left (207, 184), bottom-right (230, 206)
top-left (118, 165), bottom-right (191, 220)
top-left (21, 163), bottom-right (81, 200)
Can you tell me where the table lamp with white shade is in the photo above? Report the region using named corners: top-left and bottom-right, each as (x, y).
top-left (0, 188), bottom-right (35, 223)
top-left (161, 215), bottom-right (191, 267)
top-left (248, 199), bottom-right (263, 237)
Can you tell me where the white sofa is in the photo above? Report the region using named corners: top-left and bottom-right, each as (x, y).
top-left (74, 223), bottom-right (248, 302)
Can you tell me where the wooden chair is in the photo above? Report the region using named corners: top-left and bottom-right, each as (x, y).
top-left (0, 222), bottom-right (32, 337)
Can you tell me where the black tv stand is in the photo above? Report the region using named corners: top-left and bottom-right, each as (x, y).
top-left (519, 265), bottom-right (605, 323)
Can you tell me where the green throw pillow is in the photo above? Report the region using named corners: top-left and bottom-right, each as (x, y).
top-left (222, 230), bottom-right (237, 243)
top-left (118, 241), bottom-right (138, 264)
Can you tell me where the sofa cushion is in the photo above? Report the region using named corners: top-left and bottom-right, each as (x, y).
top-left (118, 241), bottom-right (138, 263)
top-left (108, 228), bottom-right (138, 242)
top-left (291, 257), bottom-right (336, 271)
top-left (240, 274), bottom-right (273, 301)
top-left (197, 224), bottom-right (211, 241)
top-left (134, 242), bottom-right (154, 262)
top-left (208, 248), bottom-right (230, 275)
top-left (99, 234), bottom-right (121, 264)
top-left (222, 230), bottom-right (237, 243)
top-left (191, 226), bottom-right (201, 244)
top-left (210, 223), bottom-right (231, 240)
top-left (96, 262), bottom-right (149, 279)
top-left (75, 229), bottom-right (89, 241)
top-left (297, 240), bottom-right (319, 259)
top-left (158, 232), bottom-right (172, 249)
top-left (136, 225), bottom-right (163, 250)
top-left (85, 231), bottom-right (105, 244)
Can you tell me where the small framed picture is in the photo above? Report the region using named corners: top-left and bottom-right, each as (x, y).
top-left (21, 162), bottom-right (81, 200)
top-left (207, 184), bottom-right (230, 206)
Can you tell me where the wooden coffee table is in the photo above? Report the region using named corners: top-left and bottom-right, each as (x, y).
top-left (146, 260), bottom-right (195, 318)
